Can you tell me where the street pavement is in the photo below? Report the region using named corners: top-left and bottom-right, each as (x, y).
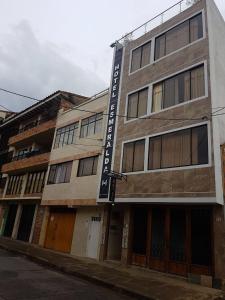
top-left (0, 248), bottom-right (133, 300)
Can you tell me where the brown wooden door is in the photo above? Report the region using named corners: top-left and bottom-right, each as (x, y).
top-left (167, 208), bottom-right (188, 276)
top-left (45, 209), bottom-right (76, 253)
top-left (148, 207), bottom-right (167, 272)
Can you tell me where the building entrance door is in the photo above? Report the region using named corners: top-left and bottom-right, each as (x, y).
top-left (107, 207), bottom-right (124, 261)
top-left (86, 216), bottom-right (101, 259)
top-left (45, 207), bottom-right (76, 253)
top-left (131, 206), bottom-right (212, 277)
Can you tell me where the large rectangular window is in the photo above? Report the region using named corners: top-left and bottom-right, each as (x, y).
top-left (131, 42), bottom-right (151, 73)
top-left (25, 170), bottom-right (46, 194)
top-left (152, 65), bottom-right (204, 113)
top-left (6, 175), bottom-right (24, 195)
top-left (77, 156), bottom-right (98, 177)
top-left (54, 122), bottom-right (78, 148)
top-left (148, 125), bottom-right (208, 170)
top-left (47, 161), bottom-right (72, 184)
top-left (122, 139), bottom-right (145, 173)
top-left (155, 13), bottom-right (203, 60)
top-left (80, 113), bottom-right (103, 138)
top-left (127, 88), bottom-right (148, 120)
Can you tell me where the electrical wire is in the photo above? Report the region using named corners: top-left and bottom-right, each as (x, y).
top-left (1, 86), bottom-right (225, 122)
top-left (0, 88), bottom-right (40, 102)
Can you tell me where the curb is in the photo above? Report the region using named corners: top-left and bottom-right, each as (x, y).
top-left (0, 243), bottom-right (154, 300)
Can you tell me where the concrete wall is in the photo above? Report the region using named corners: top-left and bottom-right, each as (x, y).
top-left (206, 0), bottom-right (225, 205)
top-left (42, 93), bottom-right (108, 205)
top-left (71, 206), bottom-right (103, 258)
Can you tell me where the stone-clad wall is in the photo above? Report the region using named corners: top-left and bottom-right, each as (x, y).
top-left (113, 0), bottom-right (216, 199)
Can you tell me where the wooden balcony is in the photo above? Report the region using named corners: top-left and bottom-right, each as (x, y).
top-left (8, 119), bottom-right (56, 146)
top-left (2, 152), bottom-right (50, 174)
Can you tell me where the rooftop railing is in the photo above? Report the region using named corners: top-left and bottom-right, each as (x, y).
top-left (111, 0), bottom-right (200, 47)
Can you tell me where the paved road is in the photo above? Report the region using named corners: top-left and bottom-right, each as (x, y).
top-left (0, 248), bottom-right (134, 300)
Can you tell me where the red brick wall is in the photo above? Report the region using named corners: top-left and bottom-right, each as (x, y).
top-left (32, 206), bottom-right (45, 244)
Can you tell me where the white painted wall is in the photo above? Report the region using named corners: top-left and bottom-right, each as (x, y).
top-left (207, 0), bottom-right (225, 205)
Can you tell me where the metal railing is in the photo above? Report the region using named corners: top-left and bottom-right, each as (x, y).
top-left (112, 0), bottom-right (200, 46)
top-left (11, 149), bottom-right (49, 162)
top-left (18, 115), bottom-right (55, 134)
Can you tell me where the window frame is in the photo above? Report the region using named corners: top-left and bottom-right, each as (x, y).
top-left (124, 60), bottom-right (207, 125)
top-left (120, 121), bottom-right (211, 175)
top-left (126, 87), bottom-right (149, 120)
top-left (77, 156), bottom-right (99, 177)
top-left (54, 122), bottom-right (79, 149)
top-left (47, 161), bottom-right (73, 185)
top-left (154, 10), bottom-right (205, 62)
top-left (129, 40), bottom-right (152, 74)
top-left (80, 113), bottom-right (103, 138)
top-left (152, 64), bottom-right (205, 113)
top-left (121, 139), bottom-right (146, 173)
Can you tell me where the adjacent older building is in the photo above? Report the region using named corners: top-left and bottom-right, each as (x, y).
top-left (0, 91), bottom-right (87, 243)
top-left (40, 89), bottom-right (108, 257)
top-left (98, 0), bottom-right (225, 287)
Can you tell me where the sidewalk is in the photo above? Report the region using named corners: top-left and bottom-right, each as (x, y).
top-left (0, 237), bottom-right (224, 300)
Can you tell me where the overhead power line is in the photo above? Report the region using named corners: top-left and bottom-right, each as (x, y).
top-left (1, 86), bottom-right (225, 122)
top-left (0, 88), bottom-right (40, 102)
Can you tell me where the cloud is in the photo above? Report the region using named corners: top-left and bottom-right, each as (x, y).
top-left (0, 20), bottom-right (107, 112)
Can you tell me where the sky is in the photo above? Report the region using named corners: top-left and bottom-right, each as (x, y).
top-left (0, 0), bottom-right (224, 112)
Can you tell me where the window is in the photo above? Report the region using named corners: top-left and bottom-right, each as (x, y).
top-left (80, 113), bottom-right (103, 138)
top-left (152, 65), bottom-right (204, 112)
top-left (131, 42), bottom-right (151, 73)
top-left (155, 13), bottom-right (203, 60)
top-left (77, 156), bottom-right (98, 177)
top-left (54, 122), bottom-right (78, 148)
top-left (148, 125), bottom-right (208, 170)
top-left (25, 170), bottom-right (46, 194)
top-left (127, 88), bottom-right (148, 120)
top-left (6, 175), bottom-right (24, 195)
top-left (47, 161), bottom-right (72, 184)
top-left (122, 139), bottom-right (145, 173)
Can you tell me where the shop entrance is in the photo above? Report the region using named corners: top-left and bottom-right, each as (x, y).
top-left (131, 206), bottom-right (212, 276)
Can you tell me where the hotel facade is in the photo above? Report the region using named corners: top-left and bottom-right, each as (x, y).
top-left (98, 0), bottom-right (225, 287)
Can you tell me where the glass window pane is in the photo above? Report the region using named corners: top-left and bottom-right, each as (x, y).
top-left (161, 130), bottom-right (191, 168)
top-left (95, 119), bottom-right (102, 134)
top-left (192, 125), bottom-right (208, 165)
top-left (122, 142), bottom-right (134, 173)
top-left (190, 13), bottom-right (203, 43)
top-left (138, 88), bottom-right (148, 117)
top-left (93, 156), bottom-right (98, 175)
top-left (155, 34), bottom-right (165, 60)
top-left (64, 162), bottom-right (72, 182)
top-left (133, 140), bottom-right (145, 171)
top-left (131, 47), bottom-right (142, 72)
top-left (166, 20), bottom-right (189, 55)
top-left (148, 136), bottom-right (161, 170)
top-left (164, 78), bottom-right (175, 108)
top-left (141, 42), bottom-right (151, 68)
top-left (127, 92), bottom-right (138, 119)
top-left (152, 83), bottom-right (163, 112)
top-left (191, 66), bottom-right (205, 99)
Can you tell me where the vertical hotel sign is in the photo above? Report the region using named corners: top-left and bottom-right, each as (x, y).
top-left (99, 44), bottom-right (123, 199)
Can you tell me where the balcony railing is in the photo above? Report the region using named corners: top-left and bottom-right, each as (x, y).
top-left (11, 149), bottom-right (50, 162)
top-left (18, 116), bottom-right (53, 134)
top-left (112, 0), bottom-right (200, 46)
